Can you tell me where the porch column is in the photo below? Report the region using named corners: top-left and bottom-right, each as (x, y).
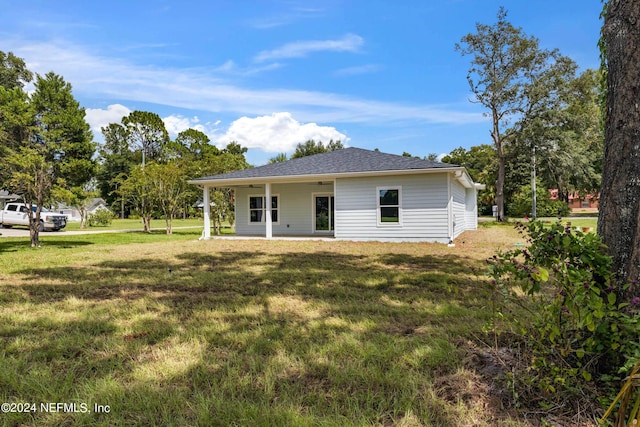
top-left (333, 179), bottom-right (337, 237)
top-left (265, 182), bottom-right (272, 239)
top-left (447, 173), bottom-right (453, 243)
top-left (203, 185), bottom-right (211, 239)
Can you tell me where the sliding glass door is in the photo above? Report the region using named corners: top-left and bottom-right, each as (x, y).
top-left (314, 195), bottom-right (334, 232)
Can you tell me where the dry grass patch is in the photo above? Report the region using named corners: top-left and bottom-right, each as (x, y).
top-left (0, 227), bottom-right (538, 426)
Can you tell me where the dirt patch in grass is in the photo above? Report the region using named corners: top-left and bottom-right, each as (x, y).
top-left (434, 338), bottom-right (601, 427)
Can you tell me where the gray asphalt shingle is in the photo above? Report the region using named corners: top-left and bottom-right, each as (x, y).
top-left (191, 147), bottom-right (458, 182)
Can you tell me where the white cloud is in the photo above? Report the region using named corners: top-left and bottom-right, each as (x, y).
top-left (162, 115), bottom-right (200, 136)
top-left (217, 112), bottom-right (348, 152)
top-left (85, 103), bottom-right (131, 133)
top-left (5, 38), bottom-right (485, 127)
top-left (247, 16), bottom-right (291, 30)
top-left (85, 105), bottom-right (222, 142)
top-left (215, 60), bottom-right (236, 72)
top-left (254, 33), bottom-right (364, 62)
top-left (162, 114), bottom-right (221, 139)
top-left (334, 64), bottom-right (382, 76)
top-left (247, 7), bottom-right (324, 30)
top-left (215, 59), bottom-right (284, 76)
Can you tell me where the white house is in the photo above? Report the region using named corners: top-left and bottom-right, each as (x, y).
top-left (189, 147), bottom-right (485, 243)
top-left (55, 198), bottom-right (110, 222)
top-left (0, 190), bottom-right (19, 210)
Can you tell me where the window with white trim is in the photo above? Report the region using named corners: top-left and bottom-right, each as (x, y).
top-left (377, 187), bottom-right (401, 225)
top-left (249, 195), bottom-right (279, 224)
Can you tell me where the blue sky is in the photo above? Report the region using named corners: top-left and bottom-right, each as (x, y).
top-left (1, 0), bottom-right (603, 166)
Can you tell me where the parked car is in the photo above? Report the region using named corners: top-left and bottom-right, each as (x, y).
top-left (0, 203), bottom-right (67, 231)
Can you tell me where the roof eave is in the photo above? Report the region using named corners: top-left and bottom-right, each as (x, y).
top-left (188, 167), bottom-right (468, 187)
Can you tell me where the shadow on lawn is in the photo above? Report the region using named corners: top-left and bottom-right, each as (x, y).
top-left (7, 248), bottom-right (492, 425)
top-left (0, 238), bottom-right (93, 253)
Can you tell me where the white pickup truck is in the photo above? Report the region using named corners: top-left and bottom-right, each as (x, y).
top-left (0, 202), bottom-right (67, 231)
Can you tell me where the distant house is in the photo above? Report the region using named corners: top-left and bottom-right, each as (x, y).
top-left (549, 190), bottom-right (599, 212)
top-left (55, 198), bottom-right (110, 222)
top-left (0, 190), bottom-right (20, 209)
top-left (189, 147), bottom-right (485, 243)
top-left (1, 193), bottom-right (112, 218)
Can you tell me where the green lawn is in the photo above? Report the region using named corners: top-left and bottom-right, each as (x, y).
top-left (63, 218), bottom-right (207, 231)
top-left (480, 216), bottom-right (598, 231)
top-left (0, 228), bottom-right (527, 426)
top-left (562, 217), bottom-right (598, 229)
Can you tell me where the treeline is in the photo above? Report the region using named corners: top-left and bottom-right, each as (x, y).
top-left (442, 68), bottom-right (603, 218)
top-left (97, 112), bottom-right (250, 234)
top-left (455, 8), bottom-right (603, 220)
top-left (0, 50), bottom-right (250, 246)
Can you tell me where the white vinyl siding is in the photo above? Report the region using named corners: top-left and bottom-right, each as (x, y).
top-left (465, 188), bottom-right (478, 230)
top-left (335, 174), bottom-right (450, 242)
top-left (235, 183), bottom-right (331, 236)
top-left (451, 179), bottom-right (466, 239)
top-left (231, 172), bottom-right (478, 243)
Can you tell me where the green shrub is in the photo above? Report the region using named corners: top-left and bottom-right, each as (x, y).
top-left (508, 182), bottom-right (570, 218)
top-left (88, 208), bottom-right (114, 227)
top-left (486, 220), bottom-right (639, 404)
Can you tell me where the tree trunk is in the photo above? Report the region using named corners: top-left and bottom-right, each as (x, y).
top-left (23, 195), bottom-right (41, 248)
top-left (493, 111), bottom-right (506, 221)
top-left (599, 0), bottom-right (640, 300)
top-left (80, 207), bottom-right (88, 229)
top-left (496, 146), bottom-right (506, 221)
top-left (29, 216), bottom-right (40, 247)
top-left (142, 215), bottom-right (152, 233)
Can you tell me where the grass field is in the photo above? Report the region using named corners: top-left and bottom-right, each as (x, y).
top-left (480, 216), bottom-right (598, 231)
top-left (0, 227), bottom-right (530, 426)
top-left (63, 218), bottom-right (207, 232)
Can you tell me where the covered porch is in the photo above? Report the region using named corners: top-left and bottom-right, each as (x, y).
top-left (200, 180), bottom-right (336, 240)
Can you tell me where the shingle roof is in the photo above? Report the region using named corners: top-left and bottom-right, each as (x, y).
top-left (191, 147), bottom-right (458, 182)
top-left (0, 190), bottom-right (20, 200)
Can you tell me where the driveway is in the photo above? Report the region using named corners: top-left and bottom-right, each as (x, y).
top-left (0, 226), bottom-right (201, 237)
top-left (0, 227), bottom-right (109, 237)
top-left (0, 227), bottom-right (34, 237)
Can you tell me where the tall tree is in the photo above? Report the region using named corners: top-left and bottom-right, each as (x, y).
top-left (0, 51), bottom-right (32, 90)
top-left (0, 87), bottom-right (34, 185)
top-left (119, 165), bottom-right (156, 232)
top-left (67, 180), bottom-right (100, 229)
top-left (122, 111), bottom-right (169, 167)
top-left (508, 69), bottom-right (602, 206)
top-left (145, 162), bottom-right (189, 235)
top-left (222, 141), bottom-right (248, 156)
top-left (456, 7), bottom-right (573, 221)
top-left (268, 153), bottom-right (288, 164)
top-left (171, 128), bottom-right (219, 161)
top-left (97, 123), bottom-right (135, 216)
top-left (217, 142), bottom-right (251, 173)
top-left (442, 144), bottom-right (497, 212)
top-left (2, 72), bottom-right (95, 246)
top-left (169, 129), bottom-right (219, 217)
top-left (1, 51), bottom-right (34, 187)
top-left (599, 0), bottom-right (640, 298)
top-left (291, 139), bottom-right (343, 159)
